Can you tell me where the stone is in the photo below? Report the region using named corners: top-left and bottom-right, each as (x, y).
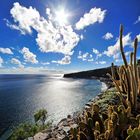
top-left (34, 132), bottom-right (49, 140)
top-left (67, 114), bottom-right (72, 119)
top-left (56, 134), bottom-right (65, 139)
top-left (71, 124), bottom-right (78, 128)
top-left (27, 137), bottom-right (33, 140)
top-left (63, 126), bottom-right (71, 133)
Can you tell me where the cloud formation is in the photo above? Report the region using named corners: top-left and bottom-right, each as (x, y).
top-left (93, 48), bottom-right (99, 55)
top-left (92, 48), bottom-right (102, 59)
top-left (96, 61), bottom-right (106, 64)
top-left (103, 33), bottom-right (132, 60)
top-left (21, 47), bottom-right (38, 64)
top-left (9, 2), bottom-right (80, 55)
top-left (6, 2), bottom-right (107, 68)
top-left (75, 7), bottom-right (106, 30)
top-left (11, 58), bottom-right (24, 68)
top-left (103, 32), bottom-right (113, 40)
top-left (41, 62), bottom-right (50, 65)
top-left (0, 47), bottom-right (13, 54)
top-left (78, 51), bottom-right (93, 62)
top-left (52, 55), bottom-right (71, 65)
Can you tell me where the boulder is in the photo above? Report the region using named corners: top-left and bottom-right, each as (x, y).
top-left (34, 132), bottom-right (50, 140)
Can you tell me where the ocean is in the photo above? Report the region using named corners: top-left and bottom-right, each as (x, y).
top-left (0, 74), bottom-right (106, 139)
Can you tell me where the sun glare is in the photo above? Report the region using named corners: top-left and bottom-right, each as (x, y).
top-left (55, 9), bottom-right (69, 26)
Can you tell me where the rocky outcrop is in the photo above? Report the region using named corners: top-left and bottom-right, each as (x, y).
top-left (28, 113), bottom-right (79, 140)
top-left (64, 66), bottom-right (118, 88)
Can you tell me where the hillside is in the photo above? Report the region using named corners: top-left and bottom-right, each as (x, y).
top-left (63, 66), bottom-right (116, 79)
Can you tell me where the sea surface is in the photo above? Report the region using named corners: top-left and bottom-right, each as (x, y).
top-left (0, 74), bottom-right (106, 139)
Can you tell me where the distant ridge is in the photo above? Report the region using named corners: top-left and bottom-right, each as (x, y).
top-left (63, 66), bottom-right (116, 79)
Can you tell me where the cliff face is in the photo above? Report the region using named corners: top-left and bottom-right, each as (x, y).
top-left (63, 66), bottom-right (115, 79)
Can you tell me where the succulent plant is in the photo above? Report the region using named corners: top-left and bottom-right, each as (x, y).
top-left (68, 25), bottom-right (140, 140)
top-left (126, 125), bottom-right (140, 140)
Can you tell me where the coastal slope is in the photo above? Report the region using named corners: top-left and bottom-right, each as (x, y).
top-left (63, 66), bottom-right (115, 79)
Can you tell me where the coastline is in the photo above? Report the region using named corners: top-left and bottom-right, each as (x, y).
top-left (1, 76), bottom-right (110, 140)
top-left (32, 77), bottom-right (115, 140)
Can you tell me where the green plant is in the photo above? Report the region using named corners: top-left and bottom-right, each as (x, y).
top-left (34, 109), bottom-right (48, 127)
top-left (10, 109), bottom-right (51, 140)
top-left (109, 25), bottom-right (140, 112)
top-left (10, 123), bottom-right (38, 140)
top-left (68, 25), bottom-right (140, 140)
top-left (126, 125), bottom-right (140, 140)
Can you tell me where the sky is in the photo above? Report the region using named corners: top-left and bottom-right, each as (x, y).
top-left (0, 0), bottom-right (140, 74)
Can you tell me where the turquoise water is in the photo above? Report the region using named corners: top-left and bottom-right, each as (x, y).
top-left (0, 74), bottom-right (103, 139)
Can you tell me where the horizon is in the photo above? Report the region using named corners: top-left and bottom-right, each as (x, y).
top-left (0, 0), bottom-right (140, 74)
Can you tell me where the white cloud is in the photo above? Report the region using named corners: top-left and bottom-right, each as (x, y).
top-left (0, 47), bottom-right (13, 54)
top-left (95, 61), bottom-right (106, 64)
top-left (11, 58), bottom-right (21, 65)
top-left (41, 62), bottom-right (50, 65)
top-left (92, 48), bottom-right (102, 60)
top-left (0, 66), bottom-right (63, 74)
top-left (4, 18), bottom-right (25, 34)
top-left (11, 58), bottom-right (24, 68)
top-left (21, 47), bottom-right (38, 64)
top-left (88, 58), bottom-right (94, 62)
top-left (75, 7), bottom-right (106, 30)
top-left (52, 55), bottom-right (71, 65)
top-left (10, 2), bottom-right (40, 34)
top-left (103, 32), bottom-right (113, 40)
top-left (9, 2), bottom-right (80, 55)
top-left (0, 57), bottom-right (4, 67)
top-left (104, 33), bottom-right (132, 59)
top-left (93, 48), bottom-right (99, 55)
top-left (99, 61), bottom-right (106, 64)
top-left (80, 34), bottom-right (84, 40)
top-left (134, 16), bottom-right (140, 24)
top-left (78, 51), bottom-right (94, 62)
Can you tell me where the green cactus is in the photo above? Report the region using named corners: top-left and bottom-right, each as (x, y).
top-left (120, 25), bottom-right (128, 67)
top-left (68, 25), bottom-right (140, 140)
top-left (126, 125), bottom-right (140, 140)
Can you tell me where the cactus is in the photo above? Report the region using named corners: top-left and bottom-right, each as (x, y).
top-left (68, 25), bottom-right (140, 140)
top-left (110, 25), bottom-right (139, 111)
top-left (120, 25), bottom-right (128, 67)
top-left (126, 125), bottom-right (140, 140)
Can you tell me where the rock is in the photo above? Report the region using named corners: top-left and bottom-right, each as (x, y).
top-left (63, 126), bottom-right (71, 133)
top-left (57, 118), bottom-right (67, 127)
top-left (27, 137), bottom-right (33, 140)
top-left (34, 132), bottom-right (50, 140)
top-left (42, 128), bottom-right (52, 133)
top-left (56, 134), bottom-right (65, 139)
top-left (85, 105), bottom-right (91, 110)
top-left (67, 114), bottom-right (72, 119)
top-left (85, 103), bottom-right (91, 107)
top-left (71, 124), bottom-right (78, 129)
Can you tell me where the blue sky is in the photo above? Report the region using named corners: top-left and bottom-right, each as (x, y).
top-left (0, 0), bottom-right (140, 74)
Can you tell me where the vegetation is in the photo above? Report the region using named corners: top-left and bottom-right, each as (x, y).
top-left (34, 109), bottom-right (48, 128)
top-left (67, 25), bottom-right (140, 140)
top-left (10, 25), bottom-right (140, 140)
top-left (10, 109), bottom-right (51, 140)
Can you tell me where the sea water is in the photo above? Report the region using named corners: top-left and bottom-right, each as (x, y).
top-left (0, 74), bottom-right (105, 138)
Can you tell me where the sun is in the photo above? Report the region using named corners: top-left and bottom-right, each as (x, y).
top-left (55, 8), bottom-right (69, 26)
